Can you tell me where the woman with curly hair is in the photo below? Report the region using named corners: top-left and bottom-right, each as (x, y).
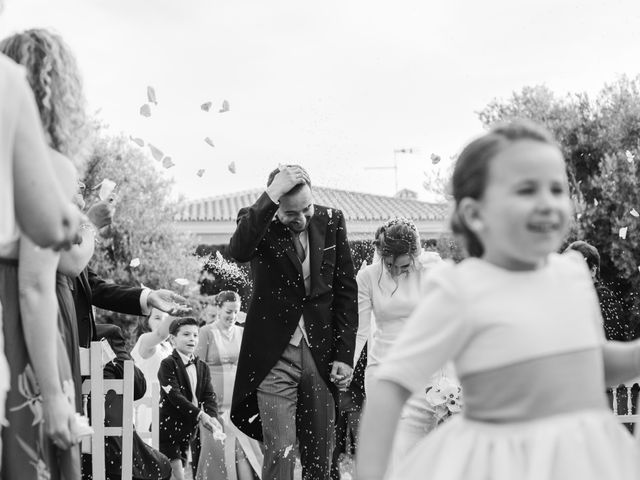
top-left (353, 218), bottom-right (454, 469)
top-left (0, 29), bottom-right (93, 480)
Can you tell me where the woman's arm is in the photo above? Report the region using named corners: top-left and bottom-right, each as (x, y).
top-left (602, 340), bottom-right (640, 386)
top-left (136, 313), bottom-right (174, 359)
top-left (18, 235), bottom-right (75, 448)
top-left (354, 268), bottom-right (372, 366)
top-left (356, 379), bottom-right (410, 480)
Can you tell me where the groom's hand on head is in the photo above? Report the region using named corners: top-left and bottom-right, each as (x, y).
top-left (266, 165), bottom-right (310, 202)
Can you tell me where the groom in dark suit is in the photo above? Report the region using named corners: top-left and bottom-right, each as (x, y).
top-left (229, 165), bottom-right (358, 480)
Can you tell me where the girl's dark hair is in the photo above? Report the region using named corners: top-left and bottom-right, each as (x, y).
top-left (451, 119), bottom-right (557, 257)
top-left (214, 290), bottom-right (240, 307)
top-left (374, 218), bottom-right (420, 260)
top-left (134, 310), bottom-right (154, 341)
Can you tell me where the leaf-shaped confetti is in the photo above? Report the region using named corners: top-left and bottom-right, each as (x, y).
top-left (197, 169), bottom-right (205, 177)
top-left (129, 136), bottom-right (145, 147)
top-left (98, 179), bottom-right (116, 201)
top-left (161, 385), bottom-right (172, 394)
top-left (626, 150), bottom-right (635, 163)
top-left (594, 199), bottom-right (599, 207)
top-left (284, 445), bottom-right (293, 457)
top-left (430, 153), bottom-right (441, 165)
top-left (174, 278), bottom-right (189, 286)
top-left (228, 161), bottom-right (236, 174)
top-left (129, 258), bottom-right (141, 268)
top-left (204, 137), bottom-right (215, 148)
top-left (148, 144), bottom-right (164, 161)
top-left (139, 104), bottom-right (151, 117)
top-left (162, 156), bottom-right (175, 169)
top-left (219, 99), bottom-right (230, 113)
top-left (147, 86), bottom-right (157, 105)
top-left (201, 101), bottom-right (212, 112)
top-left (631, 209), bottom-right (639, 218)
top-left (619, 226), bottom-right (628, 239)
top-left (248, 413), bottom-right (259, 423)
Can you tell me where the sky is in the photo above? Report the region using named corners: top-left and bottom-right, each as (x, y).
top-left (2, 0), bottom-right (640, 202)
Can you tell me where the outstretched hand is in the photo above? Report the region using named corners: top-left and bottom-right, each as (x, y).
top-left (148, 289), bottom-right (192, 316)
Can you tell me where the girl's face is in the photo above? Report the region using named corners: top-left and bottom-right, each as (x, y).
top-left (148, 308), bottom-right (167, 332)
top-left (383, 254), bottom-right (412, 277)
top-left (216, 300), bottom-right (241, 329)
top-left (469, 140), bottom-right (572, 270)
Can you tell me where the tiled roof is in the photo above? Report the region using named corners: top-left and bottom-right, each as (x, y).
top-left (177, 187), bottom-right (448, 222)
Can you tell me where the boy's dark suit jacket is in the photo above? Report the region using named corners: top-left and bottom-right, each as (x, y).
top-left (158, 350), bottom-right (218, 446)
top-left (73, 266), bottom-right (144, 348)
top-left (229, 192), bottom-right (358, 440)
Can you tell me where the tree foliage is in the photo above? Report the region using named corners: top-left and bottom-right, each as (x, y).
top-left (82, 131), bottom-right (201, 339)
top-left (478, 77), bottom-right (640, 336)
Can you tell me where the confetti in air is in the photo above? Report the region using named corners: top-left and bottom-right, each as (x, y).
top-left (228, 161), bottom-right (236, 174)
top-left (430, 153), bottom-right (441, 165)
top-left (174, 278), bottom-right (189, 286)
top-left (149, 144), bottom-right (164, 162)
top-left (248, 413), bottom-right (259, 423)
top-left (631, 209), bottom-right (639, 218)
top-left (98, 179), bottom-right (116, 201)
top-left (219, 99), bottom-right (230, 113)
top-left (161, 385), bottom-right (172, 394)
top-left (162, 157), bottom-right (175, 169)
top-left (129, 258), bottom-right (141, 268)
top-left (139, 104), bottom-right (151, 117)
top-left (204, 137), bottom-right (215, 148)
top-left (201, 101), bottom-right (212, 112)
top-left (197, 169), bottom-right (205, 177)
top-left (147, 86), bottom-right (157, 105)
top-left (594, 199), bottom-right (599, 207)
top-left (284, 445), bottom-right (293, 457)
top-left (619, 227), bottom-right (628, 239)
top-left (626, 150), bottom-right (635, 163)
top-left (129, 136), bottom-right (145, 147)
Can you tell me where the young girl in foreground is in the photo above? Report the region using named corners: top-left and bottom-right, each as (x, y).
top-left (357, 120), bottom-right (640, 480)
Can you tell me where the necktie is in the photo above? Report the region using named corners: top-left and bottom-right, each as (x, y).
top-left (185, 358), bottom-right (196, 368)
top-left (291, 231), bottom-right (306, 263)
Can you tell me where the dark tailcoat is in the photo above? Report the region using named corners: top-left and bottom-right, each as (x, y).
top-left (158, 350), bottom-right (218, 449)
top-left (73, 266), bottom-right (144, 348)
top-left (229, 192), bottom-right (358, 440)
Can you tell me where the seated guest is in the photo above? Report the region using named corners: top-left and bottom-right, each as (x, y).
top-left (82, 323), bottom-right (171, 480)
top-left (158, 317), bottom-right (222, 480)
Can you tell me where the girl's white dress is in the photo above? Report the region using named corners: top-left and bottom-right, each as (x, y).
top-left (355, 251), bottom-right (455, 466)
top-left (131, 338), bottom-right (173, 434)
top-left (377, 252), bottom-right (640, 479)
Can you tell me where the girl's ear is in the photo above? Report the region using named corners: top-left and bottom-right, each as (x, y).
top-left (458, 197), bottom-right (484, 233)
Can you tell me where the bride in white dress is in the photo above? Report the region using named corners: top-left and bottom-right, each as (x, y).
top-left (354, 218), bottom-right (454, 467)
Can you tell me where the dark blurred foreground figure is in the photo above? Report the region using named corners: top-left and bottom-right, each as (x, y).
top-left (564, 241), bottom-right (628, 341)
top-left (81, 324), bottom-right (171, 480)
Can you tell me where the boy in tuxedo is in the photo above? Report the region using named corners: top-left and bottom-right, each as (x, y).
top-left (158, 317), bottom-right (221, 480)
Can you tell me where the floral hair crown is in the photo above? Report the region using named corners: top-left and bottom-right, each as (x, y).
top-left (377, 217), bottom-right (419, 256)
